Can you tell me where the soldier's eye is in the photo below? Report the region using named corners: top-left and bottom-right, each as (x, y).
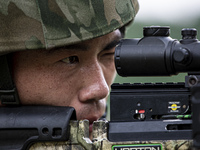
top-left (61, 56), bottom-right (79, 64)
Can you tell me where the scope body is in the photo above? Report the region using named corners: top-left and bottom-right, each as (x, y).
top-left (115, 27), bottom-right (200, 76)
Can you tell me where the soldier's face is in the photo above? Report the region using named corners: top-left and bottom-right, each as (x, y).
top-left (12, 30), bottom-right (121, 134)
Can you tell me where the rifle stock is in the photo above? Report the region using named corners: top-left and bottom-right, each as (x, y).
top-left (30, 120), bottom-right (193, 150)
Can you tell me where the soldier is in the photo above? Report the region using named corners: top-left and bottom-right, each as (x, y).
top-left (0, 0), bottom-right (139, 139)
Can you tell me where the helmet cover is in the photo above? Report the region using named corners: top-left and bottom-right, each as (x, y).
top-left (0, 0), bottom-right (139, 55)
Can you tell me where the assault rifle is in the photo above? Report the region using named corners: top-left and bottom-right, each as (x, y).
top-left (1, 26), bottom-right (199, 150)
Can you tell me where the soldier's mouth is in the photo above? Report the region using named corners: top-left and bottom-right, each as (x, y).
top-left (89, 122), bottom-right (93, 133)
top-left (88, 118), bottom-right (98, 133)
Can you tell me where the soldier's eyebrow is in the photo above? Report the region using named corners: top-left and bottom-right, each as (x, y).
top-left (103, 40), bottom-right (120, 51)
top-left (102, 34), bottom-right (122, 51)
top-left (62, 43), bottom-right (89, 51)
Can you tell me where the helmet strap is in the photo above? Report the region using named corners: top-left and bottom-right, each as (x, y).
top-left (0, 55), bottom-right (20, 105)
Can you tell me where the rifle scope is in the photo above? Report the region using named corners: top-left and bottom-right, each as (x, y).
top-left (115, 26), bottom-right (200, 76)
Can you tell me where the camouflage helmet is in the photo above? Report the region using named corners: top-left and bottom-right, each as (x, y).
top-left (0, 0), bottom-right (139, 55)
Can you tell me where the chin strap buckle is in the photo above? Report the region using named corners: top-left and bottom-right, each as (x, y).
top-left (0, 88), bottom-right (20, 105)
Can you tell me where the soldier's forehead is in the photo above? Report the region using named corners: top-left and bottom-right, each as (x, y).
top-left (47, 30), bottom-right (122, 54)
